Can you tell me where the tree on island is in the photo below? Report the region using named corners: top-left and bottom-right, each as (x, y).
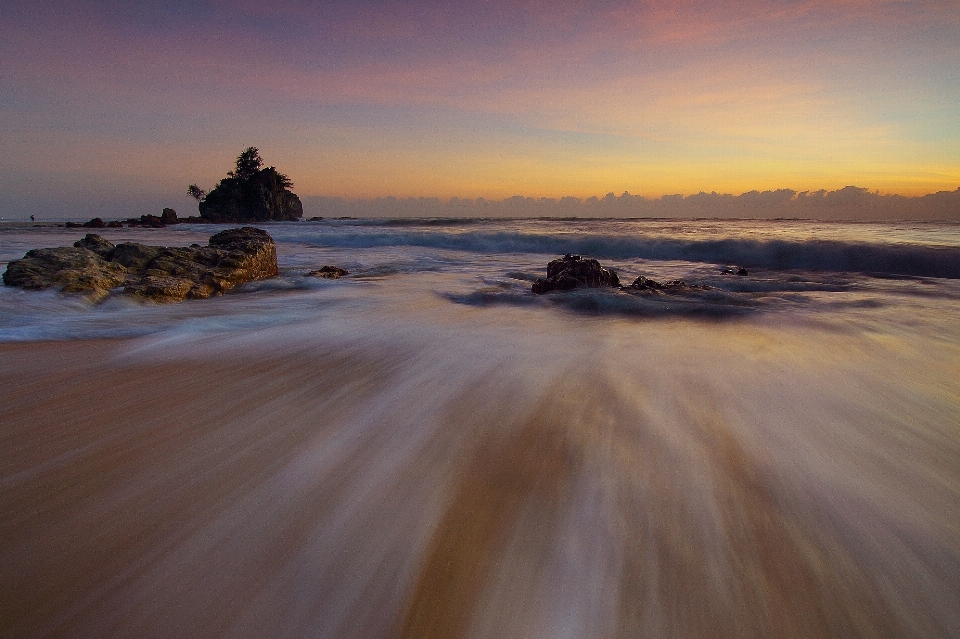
top-left (187, 184), bottom-right (207, 202)
top-left (190, 147), bottom-right (302, 222)
top-left (229, 146), bottom-right (264, 182)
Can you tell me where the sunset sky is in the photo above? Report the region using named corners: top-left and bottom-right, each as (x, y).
top-left (2, 0), bottom-right (958, 219)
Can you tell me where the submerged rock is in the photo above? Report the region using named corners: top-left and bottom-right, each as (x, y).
top-left (629, 275), bottom-right (691, 291)
top-left (532, 254), bottom-right (621, 294)
top-left (625, 275), bottom-right (710, 295)
top-left (307, 266), bottom-right (349, 279)
top-left (3, 227), bottom-right (278, 303)
top-left (721, 266), bottom-right (749, 276)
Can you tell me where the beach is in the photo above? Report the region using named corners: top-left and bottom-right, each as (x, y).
top-left (1, 219), bottom-right (959, 638)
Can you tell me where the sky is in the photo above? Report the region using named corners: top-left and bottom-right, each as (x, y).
top-left (1, 0), bottom-right (959, 219)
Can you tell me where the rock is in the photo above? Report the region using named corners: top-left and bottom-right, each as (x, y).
top-left (307, 266), bottom-right (349, 279)
top-left (308, 216), bottom-right (324, 221)
top-left (127, 275), bottom-right (196, 302)
top-left (111, 242), bottom-right (163, 270)
top-left (622, 275), bottom-right (710, 294)
top-left (628, 275), bottom-right (694, 292)
top-left (121, 210), bottom-right (179, 228)
top-left (106, 221), bottom-right (123, 228)
top-left (3, 227), bottom-right (279, 303)
top-left (137, 214), bottom-right (166, 228)
top-left (124, 228), bottom-right (278, 302)
top-left (74, 234), bottom-right (116, 259)
top-left (82, 217), bottom-right (106, 228)
top-left (531, 254), bottom-right (620, 294)
top-left (2, 247), bottom-right (128, 299)
top-left (721, 266), bottom-right (749, 276)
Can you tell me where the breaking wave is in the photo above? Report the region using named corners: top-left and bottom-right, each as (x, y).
top-left (272, 227), bottom-right (960, 279)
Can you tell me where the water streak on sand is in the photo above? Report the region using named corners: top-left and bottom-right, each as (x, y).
top-left (1, 219), bottom-right (959, 638)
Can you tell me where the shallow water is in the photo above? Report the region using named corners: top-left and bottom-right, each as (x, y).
top-left (1, 219), bottom-right (958, 638)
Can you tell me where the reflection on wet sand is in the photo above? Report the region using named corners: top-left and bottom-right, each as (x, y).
top-left (1, 325), bottom-right (958, 639)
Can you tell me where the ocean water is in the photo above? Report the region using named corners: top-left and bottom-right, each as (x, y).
top-left (1, 218), bottom-right (959, 638)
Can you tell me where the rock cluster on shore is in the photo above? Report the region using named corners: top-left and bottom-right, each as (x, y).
top-left (3, 227), bottom-right (278, 303)
top-left (531, 254), bottom-right (710, 296)
top-left (65, 208), bottom-right (208, 230)
top-left (531, 254), bottom-right (621, 294)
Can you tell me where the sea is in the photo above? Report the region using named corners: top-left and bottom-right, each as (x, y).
top-left (1, 217), bottom-right (959, 638)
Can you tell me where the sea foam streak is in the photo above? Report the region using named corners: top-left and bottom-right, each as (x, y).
top-left (1, 218), bottom-right (958, 638)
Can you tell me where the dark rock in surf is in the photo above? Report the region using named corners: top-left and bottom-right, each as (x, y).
top-left (307, 266), bottom-right (349, 279)
top-left (532, 254), bottom-right (621, 294)
top-left (721, 266), bottom-right (749, 276)
top-left (3, 227), bottom-right (279, 303)
top-left (2, 246), bottom-right (129, 302)
top-left (627, 275), bottom-right (701, 293)
top-left (82, 217), bottom-right (107, 229)
top-left (121, 209), bottom-right (181, 228)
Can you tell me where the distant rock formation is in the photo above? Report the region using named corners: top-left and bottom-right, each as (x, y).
top-left (187, 148), bottom-right (302, 223)
top-left (199, 169), bottom-right (303, 222)
top-left (66, 209), bottom-right (193, 229)
top-left (532, 254), bottom-right (621, 294)
top-left (3, 227), bottom-right (278, 303)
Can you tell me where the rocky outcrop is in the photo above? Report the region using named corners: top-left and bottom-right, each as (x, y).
top-left (307, 266), bottom-right (349, 279)
top-left (626, 275), bottom-right (705, 293)
top-left (3, 227), bottom-right (278, 303)
top-left (2, 246), bottom-right (129, 301)
top-left (67, 209), bottom-right (188, 230)
top-left (199, 169), bottom-right (303, 223)
top-left (531, 254), bottom-right (620, 294)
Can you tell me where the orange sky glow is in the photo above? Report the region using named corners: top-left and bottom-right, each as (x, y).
top-left (1, 0), bottom-right (958, 218)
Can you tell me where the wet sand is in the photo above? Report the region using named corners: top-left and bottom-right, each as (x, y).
top-left (1, 332), bottom-right (958, 639)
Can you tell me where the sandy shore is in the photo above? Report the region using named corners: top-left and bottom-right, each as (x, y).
top-left (1, 338), bottom-right (397, 638)
top-left (2, 334), bottom-right (958, 639)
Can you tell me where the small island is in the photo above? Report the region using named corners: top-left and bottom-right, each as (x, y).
top-left (188, 147), bottom-right (303, 223)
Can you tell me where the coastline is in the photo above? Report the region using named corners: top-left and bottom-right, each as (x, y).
top-left (1, 218), bottom-right (959, 638)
